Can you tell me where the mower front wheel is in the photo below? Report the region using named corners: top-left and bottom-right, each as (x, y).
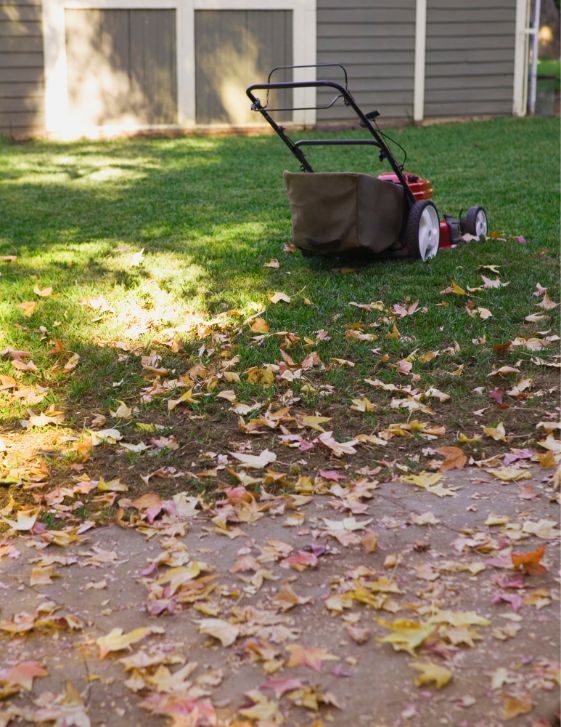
top-left (461, 206), bottom-right (488, 238)
top-left (404, 200), bottom-right (440, 261)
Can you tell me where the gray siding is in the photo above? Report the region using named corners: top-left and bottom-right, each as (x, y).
top-left (195, 10), bottom-right (292, 125)
top-left (65, 8), bottom-right (177, 127)
top-left (425, 0), bottom-right (516, 117)
top-left (316, 0), bottom-right (416, 123)
top-left (0, 0), bottom-right (44, 135)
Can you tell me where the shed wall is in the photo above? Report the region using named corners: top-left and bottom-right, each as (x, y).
top-left (0, 0), bottom-right (44, 135)
top-left (425, 0), bottom-right (517, 117)
top-left (316, 0), bottom-right (416, 123)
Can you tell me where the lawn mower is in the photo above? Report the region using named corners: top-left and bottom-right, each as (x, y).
top-left (246, 64), bottom-right (488, 261)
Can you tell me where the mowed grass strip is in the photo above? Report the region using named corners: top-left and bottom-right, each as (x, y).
top-left (0, 117), bottom-right (558, 457)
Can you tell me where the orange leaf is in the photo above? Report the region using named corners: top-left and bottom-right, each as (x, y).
top-left (511, 545), bottom-right (546, 575)
top-left (285, 644), bottom-right (338, 672)
top-left (435, 446), bottom-right (467, 471)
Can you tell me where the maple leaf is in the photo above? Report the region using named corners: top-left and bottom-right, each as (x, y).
top-left (230, 449), bottom-right (276, 469)
top-left (17, 301), bottom-right (37, 317)
top-left (269, 291), bottom-right (291, 304)
top-left (537, 292), bottom-right (559, 310)
top-left (511, 544), bottom-right (546, 575)
top-left (285, 644), bottom-right (338, 672)
top-left (502, 693), bottom-right (533, 720)
top-left (377, 618), bottom-right (434, 656)
top-left (250, 317), bottom-right (269, 333)
top-left (435, 446), bottom-right (466, 471)
top-left (1, 508), bottom-right (39, 532)
top-left (317, 431), bottom-right (357, 456)
top-left (440, 280), bottom-right (466, 296)
top-left (33, 286), bottom-right (53, 297)
top-left (198, 618), bottom-right (240, 647)
top-left (411, 661), bottom-right (452, 688)
top-left (97, 627), bottom-right (159, 657)
top-left (482, 422), bottom-right (507, 441)
top-left (261, 676), bottom-right (304, 698)
top-left (486, 467), bottom-right (531, 482)
top-left (0, 661), bottom-right (48, 691)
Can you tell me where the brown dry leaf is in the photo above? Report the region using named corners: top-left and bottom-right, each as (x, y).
top-left (230, 449), bottom-right (276, 469)
top-left (502, 693), bottom-right (532, 720)
top-left (264, 259), bottom-right (280, 269)
top-left (198, 618), bottom-right (240, 647)
top-left (537, 292), bottom-right (559, 310)
top-left (250, 317), bottom-right (269, 333)
top-left (63, 353), bottom-right (80, 373)
top-left (346, 625), bottom-right (371, 644)
top-left (436, 446), bottom-right (467, 471)
top-left (34, 286), bottom-right (53, 298)
top-left (269, 291), bottom-right (291, 304)
top-left (17, 301), bottom-right (37, 317)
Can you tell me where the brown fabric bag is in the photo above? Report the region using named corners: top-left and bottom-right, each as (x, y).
top-left (284, 171), bottom-right (404, 254)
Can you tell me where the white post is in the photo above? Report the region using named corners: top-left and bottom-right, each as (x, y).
top-left (414, 0), bottom-right (427, 123)
top-left (513, 0), bottom-right (530, 116)
top-left (528, 0), bottom-right (541, 115)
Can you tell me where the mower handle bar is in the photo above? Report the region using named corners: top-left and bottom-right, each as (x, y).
top-left (246, 77), bottom-right (415, 206)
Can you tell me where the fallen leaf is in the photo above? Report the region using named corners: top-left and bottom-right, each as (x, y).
top-left (17, 301), bottom-right (37, 317)
top-left (269, 292), bottom-right (291, 304)
top-left (34, 286), bottom-right (53, 298)
top-left (198, 618), bottom-right (240, 647)
top-left (250, 317), bottom-right (269, 333)
top-left (285, 644), bottom-right (338, 672)
top-left (511, 545), bottom-right (546, 575)
top-left (377, 619), bottom-right (434, 656)
top-left (230, 449), bottom-right (277, 469)
top-left (436, 446), bottom-right (467, 471)
top-left (411, 661), bottom-right (452, 689)
top-left (502, 693), bottom-right (532, 720)
top-left (97, 627), bottom-right (158, 657)
top-left (483, 423), bottom-right (507, 442)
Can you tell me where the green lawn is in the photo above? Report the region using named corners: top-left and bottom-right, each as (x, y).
top-left (0, 117), bottom-right (559, 510)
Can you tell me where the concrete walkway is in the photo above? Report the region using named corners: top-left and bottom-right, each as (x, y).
top-left (0, 467), bottom-right (559, 726)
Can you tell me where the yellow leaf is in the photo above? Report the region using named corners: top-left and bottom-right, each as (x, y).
top-left (484, 513), bottom-right (510, 526)
top-left (351, 397), bottom-right (376, 412)
top-left (300, 415), bottom-right (331, 432)
top-left (167, 389), bottom-right (197, 411)
top-left (483, 422), bottom-right (507, 441)
top-left (1, 508), bottom-right (40, 532)
top-left (112, 401), bottom-right (132, 419)
top-left (411, 661), bottom-right (452, 688)
top-left (246, 367), bottom-right (275, 385)
top-left (486, 467), bottom-right (532, 482)
top-left (96, 627), bottom-right (156, 658)
top-left (377, 618), bottom-right (434, 656)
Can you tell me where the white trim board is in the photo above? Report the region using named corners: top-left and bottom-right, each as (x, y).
top-left (513, 0), bottom-right (531, 116)
top-left (413, 0), bottom-right (427, 123)
top-left (42, 0), bottom-right (316, 137)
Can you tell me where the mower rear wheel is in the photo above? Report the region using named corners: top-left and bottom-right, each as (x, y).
top-left (461, 206), bottom-right (488, 238)
top-left (404, 200), bottom-right (440, 261)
